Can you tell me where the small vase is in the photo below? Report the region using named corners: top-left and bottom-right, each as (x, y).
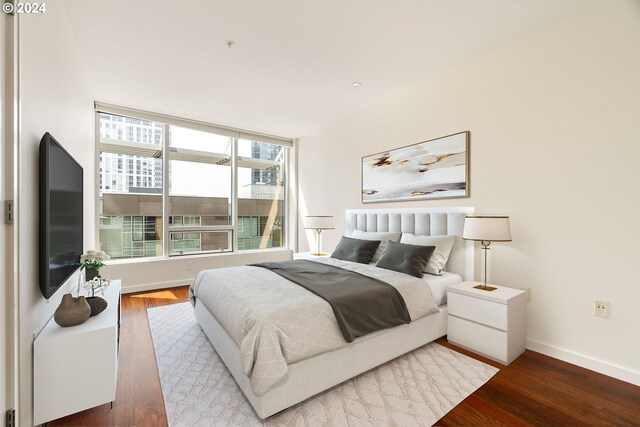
top-left (54, 294), bottom-right (91, 327)
top-left (85, 268), bottom-right (99, 281)
top-left (86, 296), bottom-right (108, 316)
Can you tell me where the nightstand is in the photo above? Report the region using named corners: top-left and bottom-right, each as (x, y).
top-left (293, 252), bottom-right (331, 260)
top-left (447, 281), bottom-right (526, 365)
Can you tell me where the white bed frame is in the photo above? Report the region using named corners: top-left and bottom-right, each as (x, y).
top-left (194, 207), bottom-right (474, 419)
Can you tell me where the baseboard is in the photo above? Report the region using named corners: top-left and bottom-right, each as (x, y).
top-left (526, 338), bottom-right (640, 387)
top-left (121, 279), bottom-right (191, 294)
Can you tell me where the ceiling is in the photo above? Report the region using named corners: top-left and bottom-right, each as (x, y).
top-left (64, 0), bottom-right (585, 138)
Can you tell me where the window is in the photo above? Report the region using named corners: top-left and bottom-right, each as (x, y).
top-left (237, 139), bottom-right (285, 250)
top-left (97, 107), bottom-right (291, 260)
top-left (167, 126), bottom-right (234, 255)
top-left (98, 113), bottom-right (164, 259)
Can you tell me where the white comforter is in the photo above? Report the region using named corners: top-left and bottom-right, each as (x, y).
top-left (190, 257), bottom-right (439, 395)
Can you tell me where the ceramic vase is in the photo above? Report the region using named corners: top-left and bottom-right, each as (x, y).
top-left (86, 296), bottom-right (108, 316)
top-left (85, 268), bottom-right (99, 281)
top-left (54, 294), bottom-right (91, 327)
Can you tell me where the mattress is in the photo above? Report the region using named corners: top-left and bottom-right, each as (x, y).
top-left (365, 260), bottom-right (462, 306)
top-left (425, 272), bottom-right (463, 306)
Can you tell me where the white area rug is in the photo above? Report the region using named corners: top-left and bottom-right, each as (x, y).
top-left (148, 302), bottom-right (498, 426)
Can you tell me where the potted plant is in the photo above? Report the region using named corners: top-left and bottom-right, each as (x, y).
top-left (80, 250), bottom-right (110, 281)
top-left (80, 250), bottom-right (111, 316)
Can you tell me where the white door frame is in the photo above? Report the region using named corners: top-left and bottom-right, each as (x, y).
top-left (2, 9), bottom-right (20, 425)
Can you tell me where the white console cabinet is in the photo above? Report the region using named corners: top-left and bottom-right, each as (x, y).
top-left (34, 280), bottom-right (121, 425)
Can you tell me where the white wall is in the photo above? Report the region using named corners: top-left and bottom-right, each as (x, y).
top-left (17, 5), bottom-right (95, 425)
top-left (297, 1), bottom-right (640, 383)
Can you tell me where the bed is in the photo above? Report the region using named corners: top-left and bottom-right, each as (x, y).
top-left (191, 207), bottom-right (474, 419)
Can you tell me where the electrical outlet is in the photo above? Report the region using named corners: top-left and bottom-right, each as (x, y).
top-left (186, 262), bottom-right (192, 271)
top-left (595, 300), bottom-right (609, 318)
top-left (520, 287), bottom-right (530, 302)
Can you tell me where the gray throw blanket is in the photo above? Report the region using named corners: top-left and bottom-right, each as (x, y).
top-left (251, 260), bottom-right (412, 342)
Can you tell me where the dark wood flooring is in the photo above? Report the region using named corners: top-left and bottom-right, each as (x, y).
top-left (51, 286), bottom-right (640, 426)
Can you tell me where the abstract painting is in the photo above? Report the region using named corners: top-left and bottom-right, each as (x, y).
top-left (362, 131), bottom-right (469, 203)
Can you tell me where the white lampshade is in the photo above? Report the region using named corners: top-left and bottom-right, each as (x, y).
top-left (303, 216), bottom-right (335, 230)
top-left (463, 216), bottom-right (512, 242)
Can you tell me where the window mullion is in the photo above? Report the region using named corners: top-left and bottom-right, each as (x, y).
top-left (283, 146), bottom-right (288, 250)
top-left (168, 225), bottom-right (234, 233)
top-left (231, 137), bottom-right (238, 252)
top-left (162, 124), bottom-right (170, 258)
top-left (95, 111), bottom-right (102, 250)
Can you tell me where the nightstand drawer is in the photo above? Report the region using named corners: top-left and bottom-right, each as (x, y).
top-left (448, 315), bottom-right (508, 363)
top-left (448, 291), bottom-right (507, 330)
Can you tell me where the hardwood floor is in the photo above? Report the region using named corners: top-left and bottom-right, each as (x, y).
top-left (52, 286), bottom-right (640, 426)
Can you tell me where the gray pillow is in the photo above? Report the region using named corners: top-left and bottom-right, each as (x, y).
top-left (376, 241), bottom-right (436, 278)
top-left (351, 230), bottom-right (402, 263)
top-left (331, 236), bottom-right (381, 264)
top-left (399, 233), bottom-right (456, 275)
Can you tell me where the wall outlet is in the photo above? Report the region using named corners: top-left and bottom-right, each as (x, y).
top-left (595, 300), bottom-right (609, 318)
top-left (186, 262), bottom-right (192, 271)
top-left (520, 287), bottom-right (530, 302)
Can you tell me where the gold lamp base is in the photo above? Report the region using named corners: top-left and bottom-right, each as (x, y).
top-left (474, 284), bottom-right (498, 292)
top-left (309, 252), bottom-right (328, 256)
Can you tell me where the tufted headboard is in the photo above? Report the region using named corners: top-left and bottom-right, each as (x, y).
top-left (345, 207), bottom-right (474, 280)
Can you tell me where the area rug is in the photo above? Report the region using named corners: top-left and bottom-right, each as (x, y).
top-left (148, 302), bottom-right (498, 426)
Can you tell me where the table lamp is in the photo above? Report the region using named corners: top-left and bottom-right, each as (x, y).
top-left (463, 216), bottom-right (512, 291)
top-left (303, 216), bottom-right (335, 256)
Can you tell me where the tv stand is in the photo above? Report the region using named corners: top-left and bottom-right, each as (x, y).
top-left (33, 280), bottom-right (121, 425)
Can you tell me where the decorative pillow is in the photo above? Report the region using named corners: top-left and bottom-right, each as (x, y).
top-left (351, 230), bottom-right (402, 263)
top-left (376, 241), bottom-right (436, 278)
top-left (400, 233), bottom-right (456, 275)
top-left (330, 236), bottom-right (381, 264)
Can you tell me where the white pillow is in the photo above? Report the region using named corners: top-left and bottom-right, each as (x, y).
top-left (351, 230), bottom-right (402, 263)
top-left (400, 233), bottom-right (456, 276)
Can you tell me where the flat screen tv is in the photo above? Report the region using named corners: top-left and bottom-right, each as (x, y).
top-left (39, 132), bottom-right (84, 299)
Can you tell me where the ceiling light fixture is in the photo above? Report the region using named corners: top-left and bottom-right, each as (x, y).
top-left (352, 82), bottom-right (362, 87)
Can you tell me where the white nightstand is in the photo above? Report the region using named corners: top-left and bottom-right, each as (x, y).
top-left (293, 252), bottom-right (331, 260)
top-left (447, 281), bottom-right (526, 365)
